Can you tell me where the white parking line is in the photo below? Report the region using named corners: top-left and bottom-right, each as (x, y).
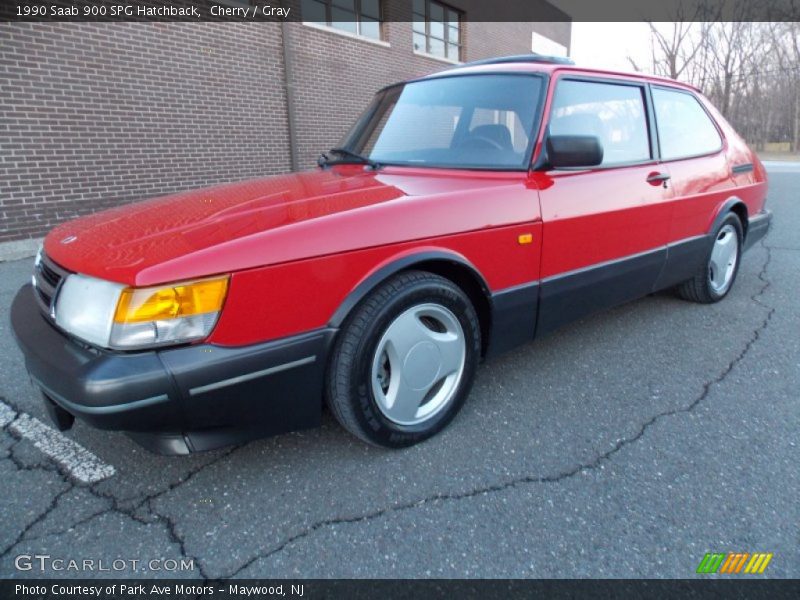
top-left (0, 401), bottom-right (17, 427)
top-left (1, 400), bottom-right (115, 484)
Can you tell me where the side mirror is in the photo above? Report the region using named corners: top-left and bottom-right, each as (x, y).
top-left (546, 135), bottom-right (603, 169)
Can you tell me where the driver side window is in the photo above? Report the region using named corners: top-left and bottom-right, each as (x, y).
top-left (550, 79), bottom-right (651, 166)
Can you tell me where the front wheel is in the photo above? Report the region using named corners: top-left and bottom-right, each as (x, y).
top-left (325, 271), bottom-right (481, 447)
top-left (677, 213), bottom-right (743, 303)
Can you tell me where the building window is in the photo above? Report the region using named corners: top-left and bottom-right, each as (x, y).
top-left (412, 0), bottom-right (462, 61)
top-left (302, 0), bottom-right (382, 40)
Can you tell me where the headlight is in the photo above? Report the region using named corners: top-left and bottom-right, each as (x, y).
top-left (55, 275), bottom-right (126, 347)
top-left (54, 274), bottom-right (229, 350)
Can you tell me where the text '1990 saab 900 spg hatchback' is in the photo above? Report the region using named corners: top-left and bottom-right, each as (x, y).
top-left (11, 55), bottom-right (770, 455)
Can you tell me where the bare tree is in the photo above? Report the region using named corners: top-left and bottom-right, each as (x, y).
top-left (628, 3), bottom-right (800, 153)
top-left (646, 21), bottom-right (706, 81)
top-left (771, 22), bottom-right (800, 151)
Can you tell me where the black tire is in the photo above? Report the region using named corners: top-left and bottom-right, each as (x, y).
top-left (676, 212), bottom-right (744, 303)
top-left (325, 270), bottom-right (481, 448)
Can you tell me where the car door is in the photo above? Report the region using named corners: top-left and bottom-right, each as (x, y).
top-left (532, 75), bottom-right (674, 335)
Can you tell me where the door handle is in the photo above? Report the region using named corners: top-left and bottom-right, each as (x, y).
top-left (646, 172), bottom-right (671, 188)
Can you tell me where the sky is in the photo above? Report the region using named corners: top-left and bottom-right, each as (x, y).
top-left (569, 22), bottom-right (653, 72)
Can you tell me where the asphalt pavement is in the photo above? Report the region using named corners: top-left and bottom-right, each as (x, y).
top-left (0, 164), bottom-right (797, 579)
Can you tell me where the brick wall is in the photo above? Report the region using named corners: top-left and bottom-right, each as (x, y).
top-left (0, 22), bottom-right (290, 243)
top-left (0, 17), bottom-right (570, 244)
top-left (288, 20), bottom-right (571, 170)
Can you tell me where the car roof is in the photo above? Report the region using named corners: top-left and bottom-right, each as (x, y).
top-left (419, 55), bottom-right (700, 93)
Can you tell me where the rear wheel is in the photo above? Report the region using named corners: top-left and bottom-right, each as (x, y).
top-left (326, 271), bottom-right (480, 447)
top-left (677, 213), bottom-right (743, 303)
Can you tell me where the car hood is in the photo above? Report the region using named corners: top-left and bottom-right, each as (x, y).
top-left (45, 166), bottom-right (535, 286)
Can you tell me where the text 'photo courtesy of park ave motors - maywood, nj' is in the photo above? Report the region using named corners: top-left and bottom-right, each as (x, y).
top-left (13, 583), bottom-right (305, 597)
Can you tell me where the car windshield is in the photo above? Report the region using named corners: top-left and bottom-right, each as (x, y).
top-left (340, 74), bottom-right (545, 170)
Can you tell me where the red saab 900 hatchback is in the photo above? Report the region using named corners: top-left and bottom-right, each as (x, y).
top-left (11, 55), bottom-right (770, 454)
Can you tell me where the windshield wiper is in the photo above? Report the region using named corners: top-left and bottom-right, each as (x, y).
top-left (319, 147), bottom-right (380, 169)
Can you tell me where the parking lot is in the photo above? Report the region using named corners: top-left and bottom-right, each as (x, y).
top-left (1, 163), bottom-right (797, 579)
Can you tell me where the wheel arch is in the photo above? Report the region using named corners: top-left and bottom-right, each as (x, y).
top-left (710, 197), bottom-right (748, 240)
top-left (328, 249), bottom-right (493, 356)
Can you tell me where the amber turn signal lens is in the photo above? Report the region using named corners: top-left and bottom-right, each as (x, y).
top-left (518, 233), bottom-right (533, 245)
top-left (113, 277), bottom-right (229, 324)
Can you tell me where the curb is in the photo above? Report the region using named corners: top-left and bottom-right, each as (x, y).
top-left (0, 238), bottom-right (42, 263)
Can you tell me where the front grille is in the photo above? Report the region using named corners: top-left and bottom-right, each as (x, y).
top-left (32, 252), bottom-right (71, 319)
top-left (39, 259), bottom-right (61, 287)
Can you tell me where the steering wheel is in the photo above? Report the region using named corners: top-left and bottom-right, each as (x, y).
top-left (460, 134), bottom-right (506, 151)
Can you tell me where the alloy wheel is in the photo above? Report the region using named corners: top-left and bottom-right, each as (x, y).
top-left (708, 223), bottom-right (739, 295)
top-left (370, 303), bottom-right (466, 426)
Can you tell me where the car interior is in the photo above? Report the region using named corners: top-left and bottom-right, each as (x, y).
top-left (365, 74), bottom-right (543, 168)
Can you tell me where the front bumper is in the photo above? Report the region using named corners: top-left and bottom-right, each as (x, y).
top-left (11, 284), bottom-right (333, 454)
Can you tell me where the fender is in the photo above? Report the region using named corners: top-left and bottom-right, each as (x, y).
top-left (654, 196), bottom-right (749, 293)
top-left (328, 248), bottom-right (492, 329)
top-left (708, 196), bottom-right (748, 238)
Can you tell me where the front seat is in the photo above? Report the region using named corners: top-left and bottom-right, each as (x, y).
top-left (465, 124), bottom-right (514, 151)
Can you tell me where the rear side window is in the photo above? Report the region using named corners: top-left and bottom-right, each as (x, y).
top-left (652, 88), bottom-right (722, 160)
top-left (549, 79), bottom-right (651, 166)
